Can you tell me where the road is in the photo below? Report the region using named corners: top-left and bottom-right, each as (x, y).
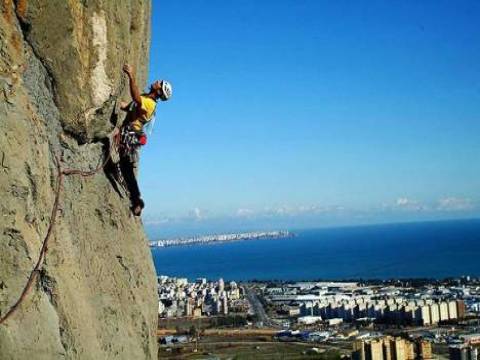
top-left (244, 286), bottom-right (281, 328)
top-left (158, 328), bottom-right (277, 336)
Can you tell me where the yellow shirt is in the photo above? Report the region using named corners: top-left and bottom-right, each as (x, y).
top-left (130, 95), bottom-right (156, 132)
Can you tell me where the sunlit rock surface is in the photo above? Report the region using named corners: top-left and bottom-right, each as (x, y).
top-left (0, 1), bottom-right (157, 359)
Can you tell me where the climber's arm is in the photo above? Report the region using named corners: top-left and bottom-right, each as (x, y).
top-left (123, 64), bottom-right (142, 105)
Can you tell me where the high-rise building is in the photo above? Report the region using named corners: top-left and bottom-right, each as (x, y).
top-left (405, 341), bottom-right (415, 360)
top-left (191, 307), bottom-right (200, 318)
top-left (403, 306), bottom-right (415, 324)
top-left (416, 340), bottom-right (432, 359)
top-left (222, 296), bottom-right (228, 315)
top-left (448, 300), bottom-right (458, 320)
top-left (449, 345), bottom-right (478, 360)
top-left (383, 336), bottom-right (393, 360)
top-left (429, 304), bottom-right (440, 325)
top-left (472, 347), bottom-right (479, 360)
top-left (158, 301), bottom-right (165, 314)
top-left (353, 340), bottom-right (366, 360)
top-left (415, 306), bottom-right (431, 326)
top-left (391, 337), bottom-right (406, 360)
top-left (215, 299), bottom-right (222, 314)
top-left (456, 300), bottom-right (466, 319)
top-left (185, 299), bottom-right (193, 317)
top-left (367, 340), bottom-right (384, 360)
top-left (353, 337), bottom-right (421, 360)
top-left (439, 302), bottom-right (449, 322)
top-left (218, 278), bottom-right (225, 293)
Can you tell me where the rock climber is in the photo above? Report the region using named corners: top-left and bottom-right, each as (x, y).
top-left (117, 63), bottom-right (172, 216)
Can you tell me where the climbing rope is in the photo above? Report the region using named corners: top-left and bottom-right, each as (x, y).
top-left (0, 156), bottom-right (63, 325)
top-left (0, 146), bottom-right (115, 325)
top-left (0, 74), bottom-right (133, 325)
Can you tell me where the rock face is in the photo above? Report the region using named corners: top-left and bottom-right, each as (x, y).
top-left (0, 1), bottom-right (158, 359)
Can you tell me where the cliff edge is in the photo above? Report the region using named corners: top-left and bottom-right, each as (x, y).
top-left (0, 1), bottom-right (158, 359)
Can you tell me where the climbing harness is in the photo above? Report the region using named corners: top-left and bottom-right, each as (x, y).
top-left (110, 125), bottom-right (147, 169)
top-left (120, 127), bottom-right (147, 153)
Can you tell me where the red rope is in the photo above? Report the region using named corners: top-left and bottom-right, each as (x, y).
top-left (62, 151), bottom-right (112, 177)
top-left (0, 145), bottom-right (114, 325)
top-left (0, 76), bottom-right (129, 325)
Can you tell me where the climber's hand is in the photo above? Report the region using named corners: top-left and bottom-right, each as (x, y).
top-left (119, 101), bottom-right (129, 111)
top-left (123, 64), bottom-right (134, 77)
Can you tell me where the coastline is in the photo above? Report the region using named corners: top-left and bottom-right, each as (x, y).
top-left (149, 230), bottom-right (294, 248)
top-left (150, 220), bottom-right (480, 281)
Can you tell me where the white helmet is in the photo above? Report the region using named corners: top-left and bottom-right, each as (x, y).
top-left (159, 80), bottom-right (172, 101)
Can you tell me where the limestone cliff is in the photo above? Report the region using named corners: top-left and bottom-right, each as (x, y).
top-left (0, 1), bottom-right (158, 359)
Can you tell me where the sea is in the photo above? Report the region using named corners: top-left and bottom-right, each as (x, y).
top-left (150, 219), bottom-right (480, 281)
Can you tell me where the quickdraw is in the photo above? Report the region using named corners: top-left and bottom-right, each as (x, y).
top-left (112, 126), bottom-right (147, 159)
top-left (121, 127), bottom-right (147, 153)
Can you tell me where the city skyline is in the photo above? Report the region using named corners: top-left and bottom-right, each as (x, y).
top-left (142, 1), bottom-right (480, 232)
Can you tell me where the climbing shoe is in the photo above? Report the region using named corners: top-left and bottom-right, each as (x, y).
top-left (132, 198), bottom-right (145, 216)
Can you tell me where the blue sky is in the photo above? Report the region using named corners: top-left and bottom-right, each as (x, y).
top-left (141, 0), bottom-right (480, 236)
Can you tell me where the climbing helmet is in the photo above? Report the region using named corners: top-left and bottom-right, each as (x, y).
top-left (158, 80), bottom-right (172, 101)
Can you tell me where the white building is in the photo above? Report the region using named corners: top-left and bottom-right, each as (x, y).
top-left (298, 316), bottom-right (323, 325)
top-left (158, 301), bottom-right (165, 314)
top-left (448, 300), bottom-right (458, 319)
top-left (222, 296), bottom-right (228, 315)
top-left (415, 305), bottom-right (431, 326)
top-left (430, 303), bottom-right (440, 325)
top-left (439, 302), bottom-right (449, 321)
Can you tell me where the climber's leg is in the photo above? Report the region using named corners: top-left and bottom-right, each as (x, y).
top-left (120, 152), bottom-right (144, 216)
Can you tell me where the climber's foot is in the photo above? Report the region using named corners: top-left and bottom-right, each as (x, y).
top-left (132, 198), bottom-right (144, 216)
